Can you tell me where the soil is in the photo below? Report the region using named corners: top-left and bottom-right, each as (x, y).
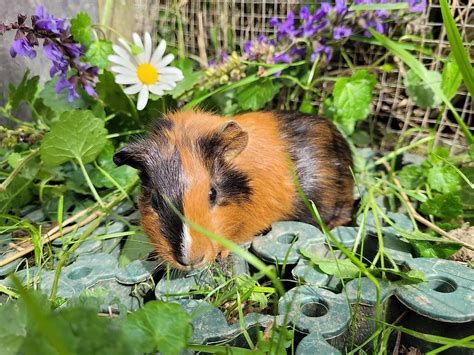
top-left (448, 225), bottom-right (474, 265)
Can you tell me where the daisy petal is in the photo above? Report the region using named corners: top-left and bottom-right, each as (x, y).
top-left (132, 32), bottom-right (144, 49)
top-left (159, 67), bottom-right (183, 76)
top-left (115, 74), bottom-right (138, 85)
top-left (143, 32), bottom-right (152, 63)
top-left (148, 84), bottom-right (165, 96)
top-left (156, 54), bottom-right (174, 68)
top-left (112, 44), bottom-right (132, 61)
top-left (157, 76), bottom-right (179, 86)
top-left (124, 83), bottom-right (143, 95)
top-left (137, 86), bottom-right (149, 110)
top-left (108, 55), bottom-right (136, 71)
top-left (118, 38), bottom-right (132, 53)
top-left (110, 65), bottom-right (136, 76)
top-left (150, 40), bottom-right (166, 66)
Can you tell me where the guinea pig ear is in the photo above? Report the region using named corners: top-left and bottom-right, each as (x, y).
top-left (113, 144), bottom-right (143, 170)
top-left (217, 121), bottom-right (249, 161)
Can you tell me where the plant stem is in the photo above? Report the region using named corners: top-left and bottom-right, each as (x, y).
top-left (50, 217), bottom-right (103, 301)
top-left (77, 157), bottom-right (105, 209)
top-left (100, 0), bottom-right (114, 28)
top-left (0, 148), bottom-right (39, 192)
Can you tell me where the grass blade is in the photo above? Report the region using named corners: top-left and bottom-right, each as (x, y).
top-left (439, 0), bottom-right (474, 99)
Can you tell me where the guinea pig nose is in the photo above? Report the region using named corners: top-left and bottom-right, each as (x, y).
top-left (178, 254), bottom-right (205, 267)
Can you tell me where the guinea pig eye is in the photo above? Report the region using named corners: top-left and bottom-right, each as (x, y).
top-left (209, 187), bottom-right (217, 205)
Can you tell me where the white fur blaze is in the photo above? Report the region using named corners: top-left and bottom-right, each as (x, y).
top-left (181, 224), bottom-right (192, 263)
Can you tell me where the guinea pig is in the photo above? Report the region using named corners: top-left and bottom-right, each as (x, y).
top-left (113, 110), bottom-right (354, 270)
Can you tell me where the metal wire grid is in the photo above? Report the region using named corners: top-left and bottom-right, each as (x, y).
top-left (145, 0), bottom-right (472, 152)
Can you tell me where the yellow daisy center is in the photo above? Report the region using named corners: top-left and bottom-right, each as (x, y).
top-left (136, 63), bottom-right (158, 85)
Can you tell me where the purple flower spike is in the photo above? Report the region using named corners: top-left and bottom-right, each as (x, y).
top-left (33, 5), bottom-right (66, 34)
top-left (55, 74), bottom-right (79, 102)
top-left (10, 33), bottom-right (36, 58)
top-left (333, 26), bottom-right (352, 40)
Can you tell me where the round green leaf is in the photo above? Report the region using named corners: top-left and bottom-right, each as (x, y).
top-left (40, 110), bottom-right (107, 166)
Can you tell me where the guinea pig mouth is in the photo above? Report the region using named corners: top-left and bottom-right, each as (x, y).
top-left (174, 260), bottom-right (208, 271)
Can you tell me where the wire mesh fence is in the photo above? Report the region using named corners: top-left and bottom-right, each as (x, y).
top-left (136, 0), bottom-right (473, 152)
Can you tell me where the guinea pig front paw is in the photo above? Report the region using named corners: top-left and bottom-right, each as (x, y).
top-left (218, 249), bottom-right (230, 260)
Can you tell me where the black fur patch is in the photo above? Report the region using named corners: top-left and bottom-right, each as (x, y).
top-left (151, 118), bottom-right (173, 134)
top-left (198, 134), bottom-right (252, 206)
top-left (275, 111), bottom-right (352, 224)
top-left (197, 133), bottom-right (223, 167)
top-left (217, 165), bottom-right (252, 205)
top-left (145, 149), bottom-right (185, 261)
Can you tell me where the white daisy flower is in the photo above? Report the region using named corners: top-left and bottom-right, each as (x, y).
top-left (108, 32), bottom-right (184, 111)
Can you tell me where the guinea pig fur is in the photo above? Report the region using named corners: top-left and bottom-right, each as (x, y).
top-left (113, 110), bottom-right (354, 270)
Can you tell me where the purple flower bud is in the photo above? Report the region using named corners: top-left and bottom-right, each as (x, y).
top-left (10, 32), bottom-right (36, 58)
top-left (33, 4), bottom-right (66, 34)
top-left (333, 26), bottom-right (352, 40)
top-left (274, 53), bottom-right (291, 63)
top-left (55, 74), bottom-right (79, 102)
top-left (83, 83), bottom-right (97, 97)
top-left (43, 41), bottom-right (68, 76)
top-left (244, 41), bottom-right (252, 55)
top-left (299, 6), bottom-right (311, 21)
top-left (63, 42), bottom-right (82, 58)
top-left (334, 0), bottom-right (348, 17)
top-left (311, 44), bottom-right (333, 63)
top-left (408, 0), bottom-right (426, 12)
top-left (313, 3), bottom-right (331, 22)
top-left (269, 17), bottom-right (280, 27)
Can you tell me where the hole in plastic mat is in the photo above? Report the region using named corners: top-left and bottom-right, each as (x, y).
top-left (277, 233), bottom-right (299, 244)
top-left (428, 277), bottom-right (457, 293)
top-left (301, 301), bottom-right (329, 317)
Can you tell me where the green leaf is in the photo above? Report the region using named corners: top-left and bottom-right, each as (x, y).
top-left (96, 71), bottom-right (138, 119)
top-left (441, 53), bottom-right (463, 100)
top-left (404, 69), bottom-right (442, 109)
top-left (332, 69), bottom-right (377, 135)
top-left (122, 301), bottom-right (191, 355)
top-left (370, 29), bottom-right (473, 144)
top-left (0, 299), bottom-right (27, 355)
top-left (300, 248), bottom-right (360, 279)
top-left (427, 165), bottom-right (461, 194)
top-left (411, 240), bottom-right (462, 259)
top-left (183, 62), bottom-right (297, 110)
top-left (90, 142), bottom-right (136, 188)
top-left (398, 165), bottom-right (426, 189)
top-left (39, 77), bottom-right (88, 114)
top-left (8, 70), bottom-right (39, 109)
top-left (236, 78), bottom-right (279, 111)
top-left (70, 12), bottom-right (92, 47)
top-left (439, 0), bottom-right (474, 99)
top-left (420, 192), bottom-right (463, 220)
top-left (40, 110), bottom-right (107, 166)
top-left (86, 40), bottom-right (113, 69)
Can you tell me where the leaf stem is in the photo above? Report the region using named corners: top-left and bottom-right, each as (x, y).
top-left (77, 157), bottom-right (105, 209)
